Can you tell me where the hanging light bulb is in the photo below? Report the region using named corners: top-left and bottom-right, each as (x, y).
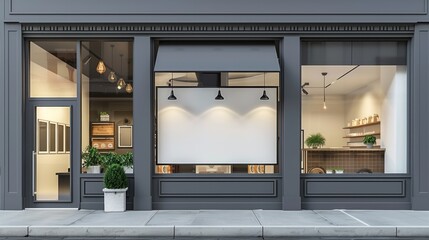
top-left (168, 72), bottom-right (177, 100)
top-left (260, 72), bottom-right (269, 100)
top-left (116, 54), bottom-right (126, 90)
top-left (125, 83), bottom-right (133, 93)
top-left (96, 60), bottom-right (106, 74)
top-left (322, 72), bottom-right (327, 110)
top-left (117, 78), bottom-right (126, 89)
top-left (107, 45), bottom-right (117, 83)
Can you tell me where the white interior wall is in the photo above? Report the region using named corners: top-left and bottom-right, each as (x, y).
top-left (81, 74), bottom-right (90, 150)
top-left (380, 66), bottom-right (408, 173)
top-left (36, 107), bottom-right (70, 200)
top-left (302, 95), bottom-right (346, 148)
top-left (30, 42), bottom-right (77, 98)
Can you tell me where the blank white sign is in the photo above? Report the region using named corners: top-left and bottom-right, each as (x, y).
top-left (157, 87), bottom-right (277, 164)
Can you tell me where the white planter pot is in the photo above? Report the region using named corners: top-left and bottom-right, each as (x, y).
top-left (366, 143), bottom-right (374, 149)
top-left (87, 165), bottom-right (101, 174)
top-left (103, 188), bottom-right (128, 212)
top-left (100, 115), bottom-right (110, 121)
top-left (123, 166), bottom-right (133, 174)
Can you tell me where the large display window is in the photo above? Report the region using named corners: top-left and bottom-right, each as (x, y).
top-left (301, 41), bottom-right (408, 174)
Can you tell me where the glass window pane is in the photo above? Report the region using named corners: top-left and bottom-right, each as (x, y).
top-left (30, 41), bottom-right (77, 98)
top-left (81, 40), bottom-right (133, 174)
top-left (301, 41), bottom-right (407, 175)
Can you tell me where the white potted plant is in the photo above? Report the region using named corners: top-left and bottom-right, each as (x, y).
top-left (121, 152), bottom-right (133, 174)
top-left (103, 163), bottom-right (128, 212)
top-left (82, 146), bottom-right (101, 174)
top-left (99, 111), bottom-right (110, 122)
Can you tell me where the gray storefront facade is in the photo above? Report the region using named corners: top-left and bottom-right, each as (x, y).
top-left (1, 0), bottom-right (429, 211)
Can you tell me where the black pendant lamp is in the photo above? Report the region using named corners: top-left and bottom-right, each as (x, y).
top-left (168, 72), bottom-right (177, 100)
top-left (260, 72), bottom-right (269, 100)
top-left (215, 88), bottom-right (224, 100)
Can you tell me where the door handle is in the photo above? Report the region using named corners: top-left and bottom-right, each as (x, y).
top-left (32, 150), bottom-right (36, 197)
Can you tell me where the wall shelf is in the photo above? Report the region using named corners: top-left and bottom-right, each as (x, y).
top-left (343, 121), bottom-right (380, 129)
top-left (343, 132), bottom-right (381, 138)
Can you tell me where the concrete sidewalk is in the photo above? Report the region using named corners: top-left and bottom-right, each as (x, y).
top-left (0, 209), bottom-right (429, 238)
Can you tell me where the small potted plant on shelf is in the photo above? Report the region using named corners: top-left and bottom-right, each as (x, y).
top-left (305, 133), bottom-right (326, 149)
top-left (82, 145), bottom-right (102, 174)
top-left (99, 111), bottom-right (110, 122)
top-left (121, 152), bottom-right (133, 174)
top-left (103, 164), bottom-right (128, 212)
top-left (363, 135), bottom-right (376, 148)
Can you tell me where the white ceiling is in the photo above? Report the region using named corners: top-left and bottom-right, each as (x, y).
top-left (301, 65), bottom-right (384, 95)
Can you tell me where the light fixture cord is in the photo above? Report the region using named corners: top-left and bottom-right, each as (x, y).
top-left (111, 45), bottom-right (114, 68)
top-left (323, 74), bottom-right (326, 103)
top-left (263, 72), bottom-right (266, 90)
top-left (171, 72), bottom-right (174, 88)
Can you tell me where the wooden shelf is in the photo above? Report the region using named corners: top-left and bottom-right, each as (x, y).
top-left (343, 132), bottom-right (380, 138)
top-left (342, 145), bottom-right (381, 149)
top-left (343, 121), bottom-right (380, 129)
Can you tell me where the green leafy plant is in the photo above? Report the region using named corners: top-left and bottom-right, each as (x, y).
top-left (99, 111), bottom-right (109, 115)
top-left (121, 152), bottom-right (133, 167)
top-left (101, 152), bottom-right (121, 168)
top-left (363, 135), bottom-right (376, 145)
top-left (305, 133), bottom-right (326, 148)
top-left (82, 145), bottom-right (101, 168)
top-left (104, 164), bottom-right (128, 189)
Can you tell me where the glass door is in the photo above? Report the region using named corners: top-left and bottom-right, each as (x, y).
top-left (27, 105), bottom-right (72, 204)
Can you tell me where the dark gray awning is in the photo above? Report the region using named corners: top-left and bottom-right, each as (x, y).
top-left (154, 43), bottom-right (280, 72)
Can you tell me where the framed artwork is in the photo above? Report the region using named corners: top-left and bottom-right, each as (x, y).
top-left (37, 120), bottom-right (49, 153)
top-left (118, 125), bottom-right (133, 148)
top-left (49, 122), bottom-right (57, 153)
top-left (155, 165), bottom-right (173, 174)
top-left (57, 124), bottom-right (65, 153)
top-left (92, 122), bottom-right (115, 136)
top-left (91, 137), bottom-right (115, 150)
top-left (65, 125), bottom-right (71, 153)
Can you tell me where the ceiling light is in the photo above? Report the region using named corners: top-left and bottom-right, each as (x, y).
top-left (107, 45), bottom-right (117, 83)
top-left (322, 72), bottom-right (327, 110)
top-left (96, 60), bottom-right (106, 74)
top-left (168, 72), bottom-right (177, 100)
top-left (125, 83), bottom-right (133, 93)
top-left (260, 72), bottom-right (269, 100)
top-left (116, 54), bottom-right (126, 90)
top-left (215, 89), bottom-right (224, 100)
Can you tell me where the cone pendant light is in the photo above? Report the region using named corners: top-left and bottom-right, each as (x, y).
top-left (168, 72), bottom-right (177, 100)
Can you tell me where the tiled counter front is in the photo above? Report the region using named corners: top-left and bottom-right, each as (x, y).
top-left (303, 148), bottom-right (385, 174)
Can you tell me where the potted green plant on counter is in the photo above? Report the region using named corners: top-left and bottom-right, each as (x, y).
top-left (305, 133), bottom-right (326, 149)
top-left (103, 163), bottom-right (128, 212)
top-left (121, 152), bottom-right (133, 174)
top-left (363, 135), bottom-right (376, 148)
top-left (82, 146), bottom-right (102, 174)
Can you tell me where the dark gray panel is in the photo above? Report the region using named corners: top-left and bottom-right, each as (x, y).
top-left (83, 180), bottom-right (104, 196)
top-left (132, 36), bottom-right (152, 210)
top-left (304, 180), bottom-right (405, 197)
top-left (281, 37), bottom-right (301, 210)
top-left (8, 0), bottom-right (427, 15)
top-left (4, 24), bottom-right (22, 210)
top-left (0, 2), bottom-right (4, 210)
top-left (159, 180), bottom-right (276, 197)
top-left (153, 201), bottom-right (282, 210)
top-left (412, 24), bottom-right (429, 210)
top-left (154, 43), bottom-right (280, 72)
top-left (301, 42), bottom-right (352, 65)
top-left (302, 41), bottom-right (407, 65)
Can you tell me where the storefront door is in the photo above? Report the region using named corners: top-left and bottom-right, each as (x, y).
top-left (25, 102), bottom-right (76, 208)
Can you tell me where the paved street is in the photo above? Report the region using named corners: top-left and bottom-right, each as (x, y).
top-left (1, 210), bottom-right (429, 238)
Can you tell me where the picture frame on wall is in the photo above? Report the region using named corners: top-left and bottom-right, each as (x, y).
top-left (37, 119), bottom-right (49, 154)
top-left (91, 137), bottom-right (115, 150)
top-left (65, 125), bottom-right (71, 153)
top-left (91, 122), bottom-right (115, 136)
top-left (48, 122), bottom-right (57, 153)
top-left (57, 123), bottom-right (66, 153)
top-left (118, 125), bottom-right (133, 148)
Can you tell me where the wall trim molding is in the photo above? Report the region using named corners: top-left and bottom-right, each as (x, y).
top-left (21, 23), bottom-right (415, 34)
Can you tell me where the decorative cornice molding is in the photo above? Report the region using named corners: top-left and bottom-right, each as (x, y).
top-left (22, 23), bottom-right (415, 33)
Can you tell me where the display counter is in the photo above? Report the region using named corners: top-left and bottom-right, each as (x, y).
top-left (302, 148), bottom-right (385, 174)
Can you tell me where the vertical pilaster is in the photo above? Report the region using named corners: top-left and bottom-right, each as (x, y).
top-left (0, 0), bottom-right (5, 210)
top-left (412, 24), bottom-right (429, 210)
top-left (281, 36), bottom-right (302, 210)
top-left (3, 23), bottom-right (23, 210)
top-left (133, 36), bottom-right (153, 210)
